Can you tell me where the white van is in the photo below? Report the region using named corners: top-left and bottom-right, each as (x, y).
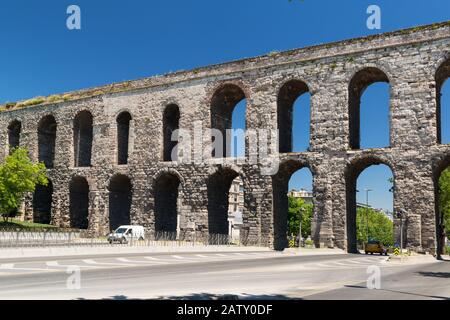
top-left (107, 225), bottom-right (145, 244)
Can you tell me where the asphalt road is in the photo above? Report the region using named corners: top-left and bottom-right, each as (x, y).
top-left (0, 251), bottom-right (448, 300)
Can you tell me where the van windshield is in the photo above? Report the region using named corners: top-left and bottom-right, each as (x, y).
top-left (115, 228), bottom-right (128, 234)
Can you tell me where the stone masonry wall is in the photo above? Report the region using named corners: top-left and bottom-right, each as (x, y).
top-left (0, 22), bottom-right (449, 253)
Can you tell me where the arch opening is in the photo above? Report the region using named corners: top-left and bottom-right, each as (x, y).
top-left (272, 161), bottom-right (313, 250)
top-left (163, 104), bottom-right (180, 161)
top-left (277, 80), bottom-right (310, 153)
top-left (69, 177), bottom-right (89, 229)
top-left (346, 160), bottom-right (394, 253)
top-left (117, 112), bottom-right (131, 165)
top-left (38, 115), bottom-right (57, 168)
top-left (7, 120), bottom-right (21, 153)
top-left (210, 84), bottom-right (246, 158)
top-left (207, 168), bottom-right (239, 237)
top-left (349, 68), bottom-right (390, 150)
top-left (109, 174), bottom-right (132, 231)
top-left (33, 180), bottom-right (53, 225)
top-left (436, 58), bottom-right (450, 144)
top-left (154, 173), bottom-right (181, 235)
top-left (73, 111), bottom-right (93, 167)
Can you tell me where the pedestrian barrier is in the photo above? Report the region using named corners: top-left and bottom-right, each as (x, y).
top-left (0, 228), bottom-right (260, 248)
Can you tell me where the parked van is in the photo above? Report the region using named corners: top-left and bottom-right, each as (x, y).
top-left (107, 225), bottom-right (145, 244)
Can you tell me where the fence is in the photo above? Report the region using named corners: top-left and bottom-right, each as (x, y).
top-left (0, 228), bottom-right (256, 248)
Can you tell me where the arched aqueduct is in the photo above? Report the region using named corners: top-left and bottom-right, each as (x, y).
top-left (1, 22), bottom-right (449, 253)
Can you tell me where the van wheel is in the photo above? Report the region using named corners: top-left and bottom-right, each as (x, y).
top-left (370, 252), bottom-right (373, 255)
top-left (365, 252), bottom-right (368, 255)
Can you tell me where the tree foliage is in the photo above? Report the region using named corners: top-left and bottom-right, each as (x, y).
top-left (0, 147), bottom-right (48, 221)
top-left (288, 196), bottom-right (312, 238)
top-left (439, 168), bottom-right (450, 240)
top-left (356, 207), bottom-right (393, 246)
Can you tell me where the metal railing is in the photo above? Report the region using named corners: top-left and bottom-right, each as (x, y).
top-left (0, 228), bottom-right (257, 248)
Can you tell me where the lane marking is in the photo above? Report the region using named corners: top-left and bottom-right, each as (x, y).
top-left (82, 259), bottom-right (135, 267)
top-left (116, 258), bottom-right (167, 265)
top-left (0, 263), bottom-right (52, 272)
top-left (46, 261), bottom-right (100, 269)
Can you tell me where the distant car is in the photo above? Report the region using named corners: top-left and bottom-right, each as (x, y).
top-left (107, 225), bottom-right (145, 244)
top-left (365, 240), bottom-right (388, 255)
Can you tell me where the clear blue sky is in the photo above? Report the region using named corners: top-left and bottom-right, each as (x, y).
top-left (0, 1), bottom-right (449, 211)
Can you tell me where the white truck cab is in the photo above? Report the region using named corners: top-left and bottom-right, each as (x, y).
top-left (107, 225), bottom-right (145, 244)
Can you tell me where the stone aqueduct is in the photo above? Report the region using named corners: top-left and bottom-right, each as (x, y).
top-left (1, 22), bottom-right (449, 253)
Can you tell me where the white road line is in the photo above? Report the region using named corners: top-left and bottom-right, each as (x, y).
top-left (46, 261), bottom-right (100, 269)
top-left (214, 254), bottom-right (227, 257)
top-left (144, 257), bottom-right (161, 261)
top-left (0, 263), bottom-right (52, 272)
top-left (195, 254), bottom-right (208, 258)
top-left (170, 255), bottom-right (206, 262)
top-left (116, 258), bottom-right (167, 265)
top-left (144, 256), bottom-right (188, 263)
top-left (346, 259), bottom-right (370, 264)
top-left (82, 259), bottom-right (134, 267)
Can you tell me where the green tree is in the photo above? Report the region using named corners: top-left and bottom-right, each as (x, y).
top-left (0, 147), bottom-right (48, 221)
top-left (438, 168), bottom-right (450, 240)
top-left (288, 196), bottom-right (312, 239)
top-left (356, 207), bottom-right (393, 247)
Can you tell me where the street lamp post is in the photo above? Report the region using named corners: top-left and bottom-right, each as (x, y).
top-left (364, 188), bottom-right (372, 243)
top-left (298, 207), bottom-right (305, 249)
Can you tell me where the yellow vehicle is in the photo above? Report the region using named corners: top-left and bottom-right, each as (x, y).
top-left (365, 240), bottom-right (388, 255)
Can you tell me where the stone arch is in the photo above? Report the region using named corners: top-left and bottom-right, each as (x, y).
top-left (345, 156), bottom-right (395, 253)
top-left (7, 119), bottom-right (21, 153)
top-left (277, 79), bottom-right (310, 153)
top-left (436, 57), bottom-right (450, 144)
top-left (116, 111), bottom-right (132, 165)
top-left (153, 171), bottom-right (182, 234)
top-left (348, 67), bottom-right (390, 150)
top-left (210, 83), bottom-right (247, 158)
top-left (33, 179), bottom-right (53, 224)
top-left (207, 166), bottom-right (241, 235)
top-left (108, 174), bottom-right (132, 231)
top-left (38, 115), bottom-right (57, 168)
top-left (272, 159), bottom-right (315, 250)
top-left (73, 110), bottom-right (93, 167)
top-left (69, 176), bottom-right (89, 229)
top-left (163, 104), bottom-right (180, 161)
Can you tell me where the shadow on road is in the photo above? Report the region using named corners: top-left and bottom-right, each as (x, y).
top-left (417, 271), bottom-right (450, 278)
top-left (78, 293), bottom-right (301, 300)
top-left (155, 293), bottom-right (300, 300)
top-left (344, 285), bottom-right (449, 300)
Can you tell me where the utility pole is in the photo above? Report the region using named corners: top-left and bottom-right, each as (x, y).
top-left (298, 207), bottom-right (304, 249)
top-left (364, 188), bottom-right (372, 243)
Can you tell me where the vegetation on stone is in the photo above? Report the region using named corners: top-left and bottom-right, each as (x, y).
top-left (439, 168), bottom-right (450, 240)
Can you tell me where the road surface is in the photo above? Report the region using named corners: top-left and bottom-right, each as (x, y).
top-left (0, 251), bottom-right (448, 300)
